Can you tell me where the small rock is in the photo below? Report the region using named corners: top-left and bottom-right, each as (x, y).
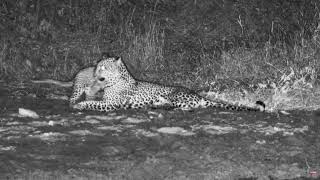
top-left (256, 139), bottom-right (266, 144)
top-left (280, 110), bottom-right (290, 115)
top-left (28, 121), bottom-right (48, 127)
top-left (29, 132), bottom-right (67, 142)
top-left (157, 127), bottom-right (195, 136)
top-left (18, 108), bottom-right (40, 119)
top-left (135, 129), bottom-right (158, 137)
top-left (69, 130), bottom-right (104, 136)
top-left (0, 145), bottom-right (16, 151)
top-left (122, 117), bottom-right (149, 124)
top-left (158, 113), bottom-right (164, 119)
top-left (48, 121), bottom-right (55, 126)
top-left (193, 125), bottom-right (236, 135)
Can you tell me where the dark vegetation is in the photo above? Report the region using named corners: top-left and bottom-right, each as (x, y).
top-left (1, 0), bottom-right (320, 110)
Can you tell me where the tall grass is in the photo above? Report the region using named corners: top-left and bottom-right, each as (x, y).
top-left (201, 32), bottom-right (320, 111)
top-left (120, 19), bottom-right (166, 78)
top-left (1, 0), bottom-right (320, 110)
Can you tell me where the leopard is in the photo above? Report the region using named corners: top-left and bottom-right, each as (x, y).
top-left (32, 67), bottom-right (104, 106)
top-left (68, 67), bottom-right (104, 105)
top-left (73, 54), bottom-right (265, 112)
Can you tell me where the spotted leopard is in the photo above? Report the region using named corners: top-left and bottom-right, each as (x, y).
top-left (73, 55), bottom-right (265, 112)
top-left (32, 67), bottom-right (103, 106)
top-left (68, 67), bottom-right (104, 105)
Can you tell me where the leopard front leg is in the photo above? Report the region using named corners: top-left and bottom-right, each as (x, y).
top-left (72, 100), bottom-right (121, 112)
top-left (69, 85), bottom-right (85, 106)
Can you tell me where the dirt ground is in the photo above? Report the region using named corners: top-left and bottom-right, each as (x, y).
top-left (0, 82), bottom-right (319, 180)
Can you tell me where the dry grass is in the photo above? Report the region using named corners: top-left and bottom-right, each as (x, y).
top-left (201, 37), bottom-right (320, 111)
top-left (1, 0), bottom-right (320, 111)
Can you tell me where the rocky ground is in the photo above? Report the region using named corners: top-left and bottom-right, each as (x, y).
top-left (0, 82), bottom-right (319, 180)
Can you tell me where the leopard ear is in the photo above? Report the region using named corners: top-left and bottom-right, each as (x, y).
top-left (101, 52), bottom-right (111, 59)
top-left (114, 56), bottom-right (123, 65)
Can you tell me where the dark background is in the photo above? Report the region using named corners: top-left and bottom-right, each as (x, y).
top-left (1, 0), bottom-right (320, 88)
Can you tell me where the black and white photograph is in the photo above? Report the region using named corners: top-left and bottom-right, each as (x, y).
top-left (0, 0), bottom-right (319, 179)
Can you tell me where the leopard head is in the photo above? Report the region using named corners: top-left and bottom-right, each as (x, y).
top-left (93, 55), bottom-right (135, 88)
